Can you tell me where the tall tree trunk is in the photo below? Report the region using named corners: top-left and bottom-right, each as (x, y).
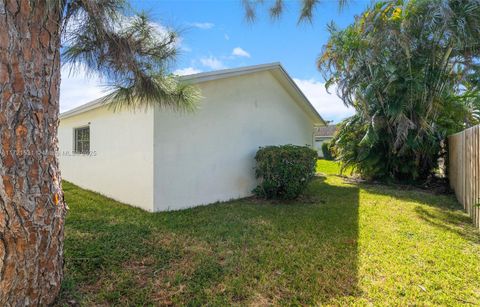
top-left (0, 0), bottom-right (66, 305)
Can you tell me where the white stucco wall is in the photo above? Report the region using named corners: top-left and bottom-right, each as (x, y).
top-left (153, 70), bottom-right (316, 211)
top-left (58, 107), bottom-right (155, 211)
top-left (315, 140), bottom-right (324, 157)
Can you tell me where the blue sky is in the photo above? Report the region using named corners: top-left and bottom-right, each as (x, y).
top-left (60, 0), bottom-right (371, 123)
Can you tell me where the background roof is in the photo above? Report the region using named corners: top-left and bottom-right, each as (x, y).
top-left (315, 125), bottom-right (337, 137)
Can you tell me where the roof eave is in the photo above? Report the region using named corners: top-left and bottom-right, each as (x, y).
top-left (275, 65), bottom-right (326, 126)
top-left (59, 62), bottom-right (326, 125)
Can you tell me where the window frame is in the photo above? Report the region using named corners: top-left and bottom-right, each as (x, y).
top-left (73, 126), bottom-right (90, 155)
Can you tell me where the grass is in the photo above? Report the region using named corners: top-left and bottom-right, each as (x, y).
top-left (316, 159), bottom-right (354, 176)
top-left (316, 159), bottom-right (343, 175)
top-left (57, 161), bottom-right (480, 305)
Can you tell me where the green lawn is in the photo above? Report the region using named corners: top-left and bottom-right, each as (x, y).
top-left (57, 161), bottom-right (480, 305)
top-left (316, 159), bottom-right (344, 175)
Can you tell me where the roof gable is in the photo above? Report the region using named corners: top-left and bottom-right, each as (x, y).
top-left (60, 63), bottom-right (326, 125)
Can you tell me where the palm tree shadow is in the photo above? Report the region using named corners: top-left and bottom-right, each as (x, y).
top-left (360, 182), bottom-right (480, 244)
top-left (414, 206), bottom-right (480, 244)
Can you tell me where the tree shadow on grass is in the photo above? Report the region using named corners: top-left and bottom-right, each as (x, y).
top-left (414, 206), bottom-right (480, 244)
top-left (57, 178), bottom-right (360, 305)
top-left (359, 182), bottom-right (480, 244)
top-left (56, 182), bottom-right (186, 305)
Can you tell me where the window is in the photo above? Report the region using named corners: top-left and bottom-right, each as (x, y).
top-left (74, 126), bottom-right (90, 154)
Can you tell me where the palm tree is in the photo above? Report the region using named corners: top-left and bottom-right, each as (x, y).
top-left (245, 0), bottom-right (480, 180)
top-left (0, 0), bottom-right (198, 304)
top-left (320, 0), bottom-right (480, 180)
top-left (242, 0), bottom-right (347, 22)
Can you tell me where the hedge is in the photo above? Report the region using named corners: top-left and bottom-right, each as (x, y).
top-left (253, 145), bottom-right (317, 200)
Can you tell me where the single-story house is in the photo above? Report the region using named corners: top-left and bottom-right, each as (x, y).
top-left (314, 125), bottom-right (337, 157)
top-left (58, 63), bottom-right (326, 212)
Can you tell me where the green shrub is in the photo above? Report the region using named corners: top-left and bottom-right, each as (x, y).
top-left (321, 141), bottom-right (334, 160)
top-left (253, 145), bottom-right (317, 200)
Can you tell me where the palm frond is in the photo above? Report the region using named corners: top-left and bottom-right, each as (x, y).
top-left (322, 0), bottom-right (480, 181)
top-left (242, 0), bottom-right (348, 22)
top-left (62, 0), bottom-right (199, 111)
top-left (101, 74), bottom-right (200, 112)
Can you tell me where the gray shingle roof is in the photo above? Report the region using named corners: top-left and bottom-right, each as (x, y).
top-left (315, 125), bottom-right (337, 137)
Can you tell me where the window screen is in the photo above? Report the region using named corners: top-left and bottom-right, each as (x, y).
top-left (74, 126), bottom-right (90, 154)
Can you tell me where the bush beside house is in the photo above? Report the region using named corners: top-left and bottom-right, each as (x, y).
top-left (253, 145), bottom-right (317, 200)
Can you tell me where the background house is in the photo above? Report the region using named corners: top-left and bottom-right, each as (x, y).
top-left (58, 63), bottom-right (325, 212)
top-left (314, 125), bottom-right (337, 157)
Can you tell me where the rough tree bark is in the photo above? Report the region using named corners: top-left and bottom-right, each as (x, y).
top-left (0, 0), bottom-right (66, 305)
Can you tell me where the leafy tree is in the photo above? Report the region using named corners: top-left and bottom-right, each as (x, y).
top-left (320, 0), bottom-right (480, 181)
top-left (245, 0), bottom-right (480, 181)
top-left (0, 0), bottom-right (198, 304)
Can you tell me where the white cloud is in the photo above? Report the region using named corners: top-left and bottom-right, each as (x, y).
top-left (148, 20), bottom-right (183, 49)
top-left (59, 64), bottom-right (203, 113)
top-left (148, 21), bottom-right (171, 38)
top-left (189, 22), bottom-right (215, 30)
top-left (59, 18), bottom-right (185, 113)
top-left (118, 16), bottom-right (182, 49)
top-left (60, 65), bottom-right (108, 112)
top-left (232, 47), bottom-right (251, 58)
top-left (181, 45), bottom-right (192, 52)
top-left (200, 56), bottom-right (226, 70)
top-left (174, 67), bottom-right (203, 76)
top-left (293, 78), bottom-right (355, 123)
top-left (68, 15), bottom-right (180, 49)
